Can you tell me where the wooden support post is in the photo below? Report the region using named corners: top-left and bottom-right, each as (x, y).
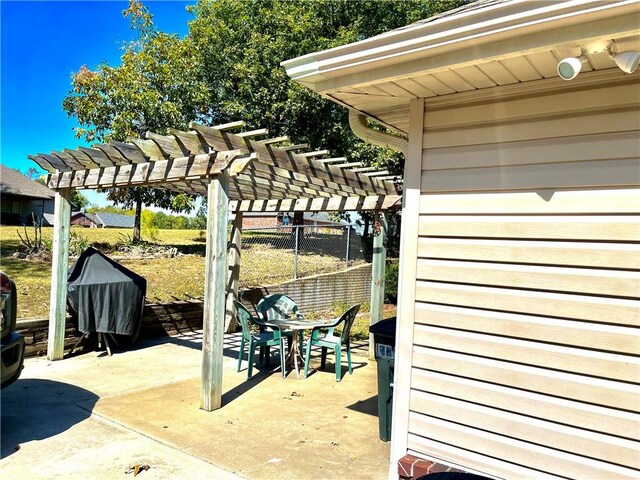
top-left (225, 212), bottom-right (242, 333)
top-left (201, 171), bottom-right (229, 411)
top-left (369, 211), bottom-right (387, 359)
top-left (47, 188), bottom-right (72, 360)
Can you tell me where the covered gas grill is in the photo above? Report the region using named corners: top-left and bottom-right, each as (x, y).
top-left (67, 247), bottom-right (146, 353)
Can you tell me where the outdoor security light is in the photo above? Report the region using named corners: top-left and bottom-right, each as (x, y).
top-left (607, 47), bottom-right (640, 74)
top-left (557, 54), bottom-right (588, 81)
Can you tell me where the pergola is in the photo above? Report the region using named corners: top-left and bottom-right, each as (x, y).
top-left (29, 120), bottom-right (402, 410)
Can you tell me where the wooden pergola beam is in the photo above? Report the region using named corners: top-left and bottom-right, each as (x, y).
top-left (45, 151), bottom-right (244, 190)
top-left (230, 194), bottom-right (401, 213)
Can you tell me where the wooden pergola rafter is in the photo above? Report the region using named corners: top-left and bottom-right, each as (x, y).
top-left (29, 120), bottom-right (401, 411)
top-left (30, 121), bottom-right (402, 211)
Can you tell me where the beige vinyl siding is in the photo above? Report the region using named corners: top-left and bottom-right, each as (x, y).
top-left (408, 78), bottom-right (640, 479)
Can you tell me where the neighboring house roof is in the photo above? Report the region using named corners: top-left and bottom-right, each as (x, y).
top-left (92, 213), bottom-right (135, 228)
top-left (0, 164), bottom-right (54, 200)
top-left (42, 211), bottom-right (135, 228)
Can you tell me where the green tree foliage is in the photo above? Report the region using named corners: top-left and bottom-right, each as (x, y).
top-left (187, 0), bottom-right (467, 171)
top-left (187, 0), bottom-right (465, 238)
top-left (63, 0), bottom-right (466, 242)
top-left (62, 0), bottom-right (208, 242)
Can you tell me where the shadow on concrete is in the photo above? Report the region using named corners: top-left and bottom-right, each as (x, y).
top-left (0, 379), bottom-right (98, 459)
top-left (347, 394), bottom-right (379, 416)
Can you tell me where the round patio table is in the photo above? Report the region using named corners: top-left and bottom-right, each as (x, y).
top-left (265, 318), bottom-right (329, 379)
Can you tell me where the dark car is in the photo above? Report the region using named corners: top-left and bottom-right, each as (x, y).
top-left (1, 271), bottom-right (25, 388)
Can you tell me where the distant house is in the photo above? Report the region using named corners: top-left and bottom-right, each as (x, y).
top-left (43, 211), bottom-right (135, 229)
top-left (0, 164), bottom-right (55, 225)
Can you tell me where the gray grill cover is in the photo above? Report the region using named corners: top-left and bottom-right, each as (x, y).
top-left (67, 247), bottom-right (146, 336)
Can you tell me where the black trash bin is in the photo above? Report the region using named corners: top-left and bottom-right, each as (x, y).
top-left (369, 317), bottom-right (396, 442)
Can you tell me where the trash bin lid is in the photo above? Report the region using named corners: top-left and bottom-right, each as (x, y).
top-left (369, 317), bottom-right (396, 338)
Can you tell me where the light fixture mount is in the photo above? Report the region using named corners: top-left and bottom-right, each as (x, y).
top-left (557, 50), bottom-right (588, 81)
top-left (606, 44), bottom-right (640, 74)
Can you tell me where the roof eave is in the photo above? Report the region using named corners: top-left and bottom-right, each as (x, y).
top-left (283, 0), bottom-right (640, 93)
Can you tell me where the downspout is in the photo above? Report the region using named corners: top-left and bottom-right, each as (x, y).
top-left (348, 110), bottom-right (408, 156)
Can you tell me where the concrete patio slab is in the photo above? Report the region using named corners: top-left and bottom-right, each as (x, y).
top-left (1, 332), bottom-right (389, 480)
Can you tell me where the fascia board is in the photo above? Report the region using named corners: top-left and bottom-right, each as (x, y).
top-left (283, 0), bottom-right (639, 91)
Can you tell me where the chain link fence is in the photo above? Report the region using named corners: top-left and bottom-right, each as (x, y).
top-left (238, 224), bottom-right (366, 288)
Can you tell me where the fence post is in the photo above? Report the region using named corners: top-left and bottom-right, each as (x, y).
top-left (345, 224), bottom-right (351, 269)
top-left (293, 225), bottom-right (299, 279)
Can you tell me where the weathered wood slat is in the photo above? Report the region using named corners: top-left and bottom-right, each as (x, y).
top-left (51, 152), bottom-right (89, 170)
top-left (317, 157), bottom-right (347, 163)
top-left (31, 154), bottom-right (72, 172)
top-left (110, 141), bottom-right (149, 163)
top-left (236, 128), bottom-right (268, 138)
top-left (279, 143), bottom-right (309, 151)
top-left (78, 146), bottom-right (115, 168)
top-left (129, 138), bottom-right (167, 161)
top-left (93, 144), bottom-right (133, 165)
top-left (146, 131), bottom-right (190, 158)
top-left (27, 155), bottom-right (56, 172)
top-left (168, 128), bottom-right (208, 154)
top-left (64, 149), bottom-right (98, 169)
top-left (257, 135), bottom-right (290, 145)
top-left (299, 149), bottom-right (329, 158)
top-left (212, 120), bottom-right (246, 130)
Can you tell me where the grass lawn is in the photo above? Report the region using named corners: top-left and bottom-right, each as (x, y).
top-left (0, 226), bottom-right (370, 320)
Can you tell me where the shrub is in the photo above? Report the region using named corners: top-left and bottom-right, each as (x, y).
top-left (69, 229), bottom-right (90, 256)
top-left (384, 261), bottom-right (399, 304)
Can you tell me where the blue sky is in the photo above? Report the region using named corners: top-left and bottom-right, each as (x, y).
top-left (1, 0), bottom-right (194, 206)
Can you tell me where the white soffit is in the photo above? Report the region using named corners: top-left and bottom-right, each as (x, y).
top-left (283, 0), bottom-right (640, 133)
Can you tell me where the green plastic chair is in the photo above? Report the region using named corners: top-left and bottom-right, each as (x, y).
top-left (235, 301), bottom-right (286, 379)
top-left (256, 294), bottom-right (301, 351)
top-left (256, 294), bottom-right (304, 321)
top-left (304, 304), bottom-right (361, 382)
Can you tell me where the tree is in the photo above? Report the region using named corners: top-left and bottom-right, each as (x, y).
top-left (62, 0), bottom-right (209, 242)
top-left (187, 0), bottom-right (466, 243)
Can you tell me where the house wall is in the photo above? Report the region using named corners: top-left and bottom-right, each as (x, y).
top-left (0, 196), bottom-right (53, 225)
top-left (396, 76), bottom-right (640, 479)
